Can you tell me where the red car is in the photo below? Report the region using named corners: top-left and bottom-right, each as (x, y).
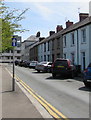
top-left (52, 58), bottom-right (76, 78)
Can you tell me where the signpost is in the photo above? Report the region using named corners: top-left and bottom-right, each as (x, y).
top-left (12, 36), bottom-right (17, 91)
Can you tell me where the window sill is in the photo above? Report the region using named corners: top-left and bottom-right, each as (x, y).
top-left (81, 42), bottom-right (86, 44)
top-left (71, 44), bottom-right (75, 47)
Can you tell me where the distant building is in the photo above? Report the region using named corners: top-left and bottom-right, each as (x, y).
top-left (21, 35), bottom-right (40, 61)
top-left (0, 35), bottom-right (22, 63)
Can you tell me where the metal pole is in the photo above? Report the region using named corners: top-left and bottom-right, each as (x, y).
top-left (12, 47), bottom-right (15, 91)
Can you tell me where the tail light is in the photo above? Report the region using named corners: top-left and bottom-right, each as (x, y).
top-left (84, 69), bottom-right (88, 72)
top-left (52, 63), bottom-right (54, 68)
top-left (67, 60), bottom-right (72, 70)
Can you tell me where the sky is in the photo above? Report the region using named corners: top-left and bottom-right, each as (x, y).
top-left (4, 0), bottom-right (90, 41)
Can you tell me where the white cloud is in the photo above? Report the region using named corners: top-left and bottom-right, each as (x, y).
top-left (89, 1), bottom-right (91, 15)
top-left (33, 3), bottom-right (53, 21)
top-left (4, 0), bottom-right (91, 2)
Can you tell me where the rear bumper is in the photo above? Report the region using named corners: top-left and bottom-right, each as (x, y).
top-left (83, 75), bottom-right (91, 83)
top-left (35, 67), bottom-right (47, 72)
top-left (84, 75), bottom-right (91, 80)
top-left (86, 79), bottom-right (91, 82)
top-left (52, 70), bottom-right (72, 75)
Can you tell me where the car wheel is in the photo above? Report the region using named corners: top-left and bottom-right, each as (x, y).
top-left (69, 72), bottom-right (74, 79)
top-left (37, 70), bottom-right (40, 73)
top-left (52, 73), bottom-right (56, 78)
top-left (83, 81), bottom-right (90, 88)
top-left (47, 68), bottom-right (51, 73)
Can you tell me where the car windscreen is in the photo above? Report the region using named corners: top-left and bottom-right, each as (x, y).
top-left (41, 62), bottom-right (47, 64)
top-left (32, 61), bottom-right (37, 63)
top-left (54, 60), bottom-right (68, 67)
top-left (48, 63), bottom-right (52, 65)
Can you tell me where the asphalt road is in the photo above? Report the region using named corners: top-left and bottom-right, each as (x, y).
top-left (8, 65), bottom-right (90, 119)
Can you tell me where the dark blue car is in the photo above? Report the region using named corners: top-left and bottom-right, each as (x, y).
top-left (83, 63), bottom-right (91, 87)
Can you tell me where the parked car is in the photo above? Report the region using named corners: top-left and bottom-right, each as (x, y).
top-left (83, 63), bottom-right (91, 87)
top-left (18, 60), bottom-right (24, 67)
top-left (24, 61), bottom-right (30, 67)
top-left (18, 60), bottom-right (26, 67)
top-left (46, 62), bottom-right (53, 73)
top-left (15, 60), bottom-right (19, 66)
top-left (52, 58), bottom-right (76, 78)
top-left (29, 61), bottom-right (38, 69)
top-left (35, 61), bottom-right (53, 73)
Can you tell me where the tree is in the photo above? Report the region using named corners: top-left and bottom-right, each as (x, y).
top-left (0, 1), bottom-right (29, 52)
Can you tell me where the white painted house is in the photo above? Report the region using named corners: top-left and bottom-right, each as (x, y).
top-left (38, 38), bottom-right (51, 62)
top-left (63, 14), bottom-right (91, 70)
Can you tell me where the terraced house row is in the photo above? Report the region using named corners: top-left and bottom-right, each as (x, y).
top-left (28, 13), bottom-right (91, 70)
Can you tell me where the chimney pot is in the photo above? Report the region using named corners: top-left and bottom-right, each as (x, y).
top-left (56, 25), bottom-right (63, 32)
top-left (79, 13), bottom-right (89, 21)
top-left (39, 37), bottom-right (45, 42)
top-left (66, 20), bottom-right (73, 28)
top-left (49, 31), bottom-right (55, 36)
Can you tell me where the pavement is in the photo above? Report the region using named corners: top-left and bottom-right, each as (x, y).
top-left (0, 63), bottom-right (52, 120)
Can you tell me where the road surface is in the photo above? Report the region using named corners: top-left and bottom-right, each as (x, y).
top-left (7, 64), bottom-right (90, 119)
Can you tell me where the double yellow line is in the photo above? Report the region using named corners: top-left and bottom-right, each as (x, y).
top-left (6, 68), bottom-right (69, 120)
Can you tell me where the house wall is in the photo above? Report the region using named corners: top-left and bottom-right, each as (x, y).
top-left (89, 24), bottom-right (91, 63)
top-left (78, 25), bottom-right (90, 70)
top-left (63, 23), bottom-right (91, 70)
top-left (63, 31), bottom-right (77, 64)
top-left (21, 41), bottom-right (37, 61)
top-left (51, 36), bottom-right (63, 62)
top-left (38, 33), bottom-right (63, 62)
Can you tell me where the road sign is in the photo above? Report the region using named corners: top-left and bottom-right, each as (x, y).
top-left (12, 36), bottom-right (17, 91)
top-left (12, 37), bottom-right (17, 46)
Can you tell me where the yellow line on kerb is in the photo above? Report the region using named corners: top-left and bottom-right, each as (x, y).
top-left (20, 81), bottom-right (60, 119)
top-left (5, 68), bottom-right (69, 120)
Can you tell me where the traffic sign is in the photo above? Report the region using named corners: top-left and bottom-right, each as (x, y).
top-left (12, 37), bottom-right (17, 46)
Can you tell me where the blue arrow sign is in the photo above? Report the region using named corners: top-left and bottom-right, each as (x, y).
top-left (12, 38), bottom-right (17, 46)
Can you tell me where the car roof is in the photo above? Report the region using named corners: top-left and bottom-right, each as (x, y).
top-left (55, 58), bottom-right (70, 61)
top-left (39, 61), bottom-right (52, 64)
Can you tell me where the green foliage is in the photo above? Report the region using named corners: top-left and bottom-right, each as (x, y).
top-left (2, 19), bottom-right (13, 52)
top-left (0, 1), bottom-right (29, 52)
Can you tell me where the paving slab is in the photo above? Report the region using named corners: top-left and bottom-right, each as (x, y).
top-left (1, 64), bottom-right (44, 119)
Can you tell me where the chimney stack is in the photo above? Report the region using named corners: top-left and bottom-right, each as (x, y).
top-left (56, 25), bottom-right (63, 32)
top-left (36, 31), bottom-right (40, 37)
top-left (66, 20), bottom-right (73, 28)
top-left (39, 37), bottom-right (45, 42)
top-left (49, 31), bottom-right (55, 36)
top-left (79, 13), bottom-right (89, 21)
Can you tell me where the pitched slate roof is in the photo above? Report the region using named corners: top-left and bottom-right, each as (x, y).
top-left (29, 16), bottom-right (91, 48)
top-left (62, 16), bottom-right (91, 35)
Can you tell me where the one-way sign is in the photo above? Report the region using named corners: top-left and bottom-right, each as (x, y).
top-left (12, 37), bottom-right (17, 46)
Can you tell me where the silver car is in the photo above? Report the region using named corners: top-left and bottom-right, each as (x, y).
top-left (29, 61), bottom-right (38, 69)
top-left (35, 61), bottom-right (53, 73)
